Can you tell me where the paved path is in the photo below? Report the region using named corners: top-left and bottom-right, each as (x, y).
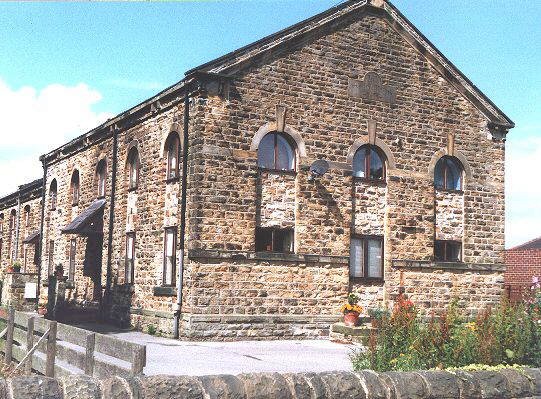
top-left (76, 324), bottom-right (357, 375)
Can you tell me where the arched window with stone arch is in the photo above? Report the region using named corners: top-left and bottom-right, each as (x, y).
top-left (165, 132), bottom-right (181, 181)
top-left (23, 205), bottom-right (30, 229)
top-left (49, 179), bottom-right (58, 211)
top-left (70, 169), bottom-right (80, 206)
top-left (434, 156), bottom-right (463, 191)
top-left (96, 159), bottom-right (107, 198)
top-left (257, 131), bottom-right (296, 172)
top-left (352, 144), bottom-right (386, 181)
top-left (127, 147), bottom-right (140, 191)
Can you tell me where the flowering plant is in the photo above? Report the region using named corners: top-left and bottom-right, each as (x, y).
top-left (340, 292), bottom-right (363, 314)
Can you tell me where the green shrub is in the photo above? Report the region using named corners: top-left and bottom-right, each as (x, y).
top-left (147, 324), bottom-right (157, 336)
top-left (351, 293), bottom-right (541, 372)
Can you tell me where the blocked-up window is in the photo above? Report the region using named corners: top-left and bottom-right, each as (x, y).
top-left (255, 227), bottom-right (294, 253)
top-left (349, 236), bottom-right (384, 279)
top-left (125, 232), bottom-right (136, 284)
top-left (435, 240), bottom-right (462, 262)
top-left (163, 227), bottom-right (177, 286)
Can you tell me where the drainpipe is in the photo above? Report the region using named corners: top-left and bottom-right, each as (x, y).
top-left (174, 89), bottom-right (190, 338)
top-left (37, 162), bottom-right (47, 306)
top-left (104, 126), bottom-right (119, 312)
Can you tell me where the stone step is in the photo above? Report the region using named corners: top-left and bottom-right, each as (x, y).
top-left (329, 322), bottom-right (377, 345)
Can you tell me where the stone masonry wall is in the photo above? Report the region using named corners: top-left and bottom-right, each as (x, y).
top-left (257, 172), bottom-right (296, 229)
top-left (4, 368), bottom-right (541, 399)
top-left (354, 182), bottom-right (386, 236)
top-left (182, 9), bottom-right (507, 337)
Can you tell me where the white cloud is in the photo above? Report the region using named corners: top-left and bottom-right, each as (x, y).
top-left (0, 78), bottom-right (113, 197)
top-left (505, 134), bottom-right (541, 248)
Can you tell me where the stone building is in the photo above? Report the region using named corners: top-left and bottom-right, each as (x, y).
top-left (505, 237), bottom-right (541, 302)
top-left (0, 179), bottom-right (43, 309)
top-left (3, 0), bottom-right (514, 338)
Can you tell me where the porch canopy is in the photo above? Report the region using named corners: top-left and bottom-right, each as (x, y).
top-left (62, 199), bottom-right (106, 236)
top-left (23, 230), bottom-right (40, 244)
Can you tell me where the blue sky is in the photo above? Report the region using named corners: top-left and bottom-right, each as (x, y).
top-left (0, 0), bottom-right (539, 247)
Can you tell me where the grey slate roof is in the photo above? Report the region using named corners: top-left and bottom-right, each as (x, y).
top-left (509, 237), bottom-right (541, 251)
top-left (22, 230), bottom-right (40, 244)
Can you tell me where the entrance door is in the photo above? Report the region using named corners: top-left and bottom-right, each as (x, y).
top-left (84, 234), bottom-right (103, 301)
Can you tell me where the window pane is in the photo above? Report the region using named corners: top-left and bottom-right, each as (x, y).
top-left (257, 134), bottom-right (275, 169)
top-left (445, 158), bottom-right (462, 190)
top-left (255, 228), bottom-right (273, 251)
top-left (165, 231), bottom-right (175, 256)
top-left (434, 241), bottom-right (445, 261)
top-left (434, 159), bottom-right (445, 189)
top-left (349, 238), bottom-right (364, 278)
top-left (275, 134), bottom-right (295, 171)
top-left (446, 242), bottom-right (461, 262)
top-left (127, 236), bottom-right (134, 260)
top-left (352, 149), bottom-right (366, 178)
top-left (367, 238), bottom-right (383, 278)
top-left (275, 229), bottom-right (294, 253)
top-left (369, 149), bottom-right (384, 180)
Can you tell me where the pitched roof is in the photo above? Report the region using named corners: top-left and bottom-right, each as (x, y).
top-left (187, 0), bottom-right (514, 129)
top-left (508, 236), bottom-right (541, 251)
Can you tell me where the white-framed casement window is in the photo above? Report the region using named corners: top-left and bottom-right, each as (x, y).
top-left (125, 232), bottom-right (136, 284)
top-left (163, 227), bottom-right (177, 286)
top-left (349, 236), bottom-right (384, 280)
top-left (68, 238), bottom-right (76, 282)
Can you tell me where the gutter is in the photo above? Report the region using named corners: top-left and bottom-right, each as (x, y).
top-left (174, 88), bottom-right (191, 338)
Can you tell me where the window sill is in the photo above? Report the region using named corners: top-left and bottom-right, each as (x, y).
top-left (165, 176), bottom-right (180, 184)
top-left (153, 286), bottom-right (177, 297)
top-left (435, 188), bottom-right (464, 194)
top-left (350, 277), bottom-right (384, 284)
top-left (258, 168), bottom-right (297, 176)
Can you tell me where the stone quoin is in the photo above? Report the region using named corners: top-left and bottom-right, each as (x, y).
top-left (0, 0), bottom-right (514, 339)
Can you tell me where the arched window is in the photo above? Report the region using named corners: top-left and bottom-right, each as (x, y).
top-left (96, 160), bottom-right (106, 198)
top-left (127, 148), bottom-right (140, 190)
top-left (257, 132), bottom-right (296, 172)
top-left (165, 133), bottom-right (180, 180)
top-left (9, 210), bottom-right (16, 261)
top-left (352, 145), bottom-right (386, 180)
top-left (434, 156), bottom-right (463, 191)
top-left (0, 213), bottom-right (4, 234)
top-left (71, 170), bottom-right (80, 206)
top-left (49, 179), bottom-right (58, 211)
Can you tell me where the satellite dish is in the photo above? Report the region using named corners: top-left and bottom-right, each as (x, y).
top-left (309, 159), bottom-right (329, 178)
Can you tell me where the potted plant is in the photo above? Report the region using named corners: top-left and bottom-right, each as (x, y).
top-left (340, 293), bottom-right (363, 327)
top-left (12, 261), bottom-right (21, 273)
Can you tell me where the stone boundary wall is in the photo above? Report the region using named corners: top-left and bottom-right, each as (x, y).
top-left (2, 368), bottom-right (541, 398)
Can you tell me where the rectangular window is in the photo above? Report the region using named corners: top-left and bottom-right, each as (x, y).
top-left (125, 233), bottom-right (136, 284)
top-left (69, 239), bottom-right (76, 282)
top-left (23, 247), bottom-right (28, 272)
top-left (163, 227), bottom-right (177, 286)
top-left (349, 236), bottom-right (383, 279)
top-left (255, 227), bottom-right (294, 253)
top-left (48, 240), bottom-right (55, 276)
top-left (435, 240), bottom-right (462, 262)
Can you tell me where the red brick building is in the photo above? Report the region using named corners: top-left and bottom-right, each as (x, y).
top-left (505, 237), bottom-right (541, 302)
